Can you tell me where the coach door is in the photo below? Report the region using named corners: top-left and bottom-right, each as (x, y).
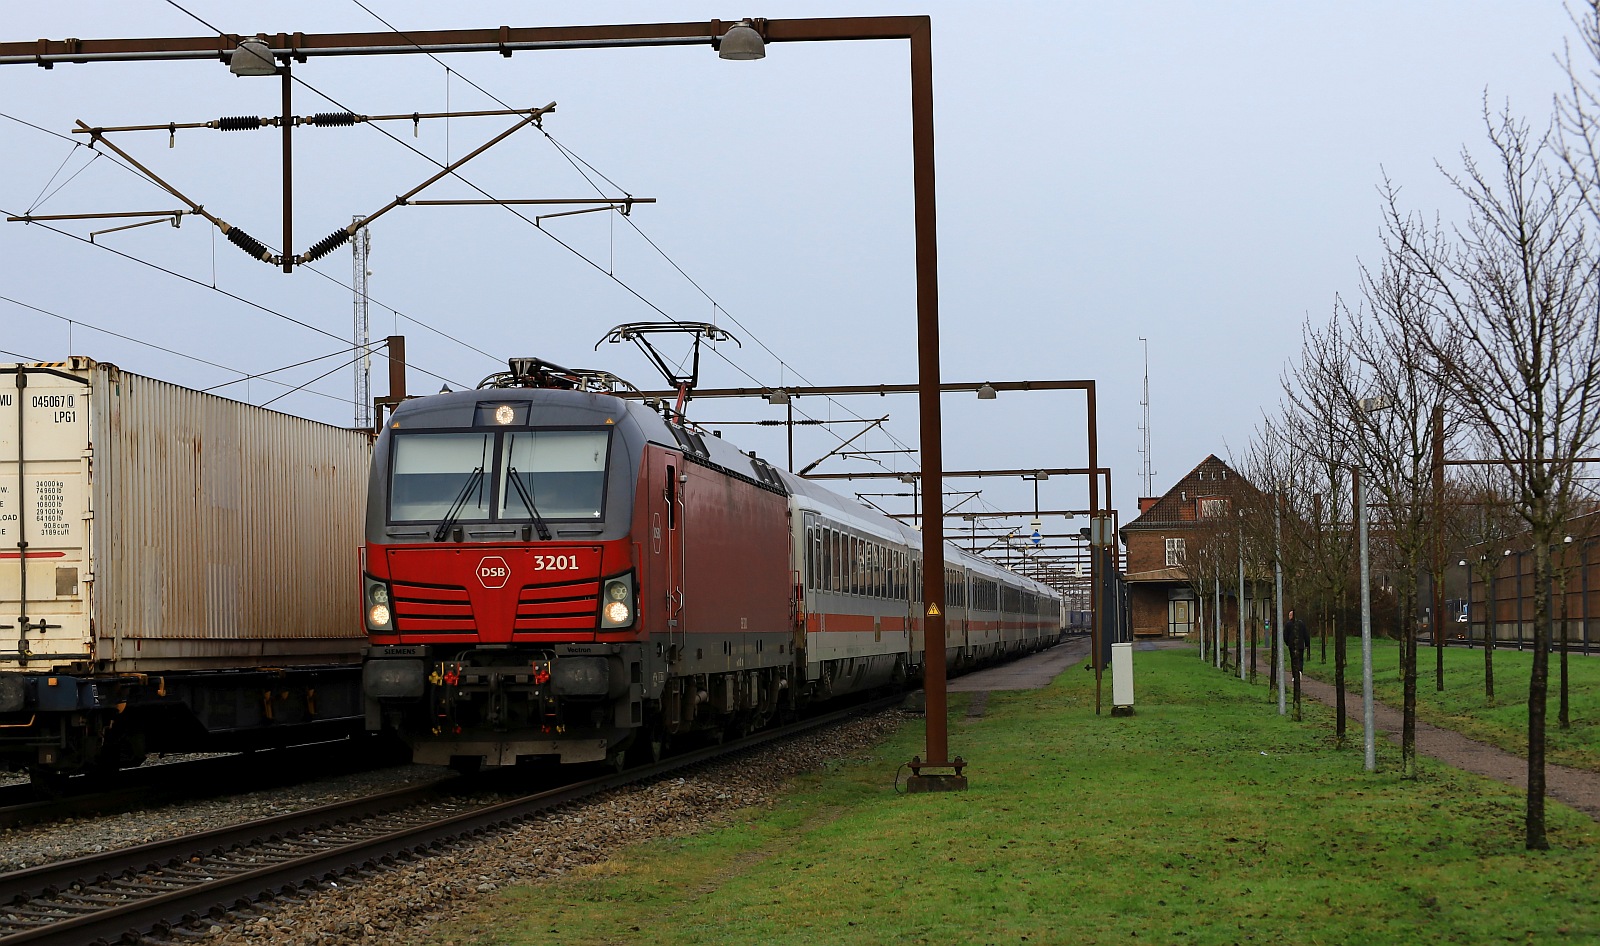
top-left (655, 453), bottom-right (685, 654)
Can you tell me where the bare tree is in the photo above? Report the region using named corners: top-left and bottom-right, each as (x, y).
top-left (1455, 455), bottom-right (1523, 705)
top-left (1281, 315), bottom-right (1364, 742)
top-left (1386, 105), bottom-right (1600, 850)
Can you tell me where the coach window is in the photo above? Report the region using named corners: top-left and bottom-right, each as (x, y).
top-left (805, 527), bottom-right (815, 590)
top-left (832, 528), bottom-right (844, 595)
top-left (813, 528), bottom-right (824, 592)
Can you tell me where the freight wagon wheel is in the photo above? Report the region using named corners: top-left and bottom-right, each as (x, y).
top-left (27, 768), bottom-right (71, 799)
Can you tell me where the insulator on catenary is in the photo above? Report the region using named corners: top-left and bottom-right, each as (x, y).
top-left (308, 111), bottom-right (358, 127)
top-left (300, 228), bottom-right (351, 263)
top-left (216, 115), bottom-right (263, 132)
top-left (225, 226), bottom-right (273, 263)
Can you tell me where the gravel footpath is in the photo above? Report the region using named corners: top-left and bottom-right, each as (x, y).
top-left (197, 711), bottom-right (907, 946)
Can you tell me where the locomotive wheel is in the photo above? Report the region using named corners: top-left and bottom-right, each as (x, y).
top-left (627, 730), bottom-right (665, 766)
top-left (448, 755), bottom-right (484, 776)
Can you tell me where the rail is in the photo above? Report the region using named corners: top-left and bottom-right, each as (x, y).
top-left (0, 697), bottom-right (900, 945)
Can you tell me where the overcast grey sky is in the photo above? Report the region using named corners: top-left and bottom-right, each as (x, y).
top-left (0, 2), bottom-right (1581, 544)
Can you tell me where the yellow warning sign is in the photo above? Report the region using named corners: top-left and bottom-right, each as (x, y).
top-left (926, 604), bottom-right (941, 616)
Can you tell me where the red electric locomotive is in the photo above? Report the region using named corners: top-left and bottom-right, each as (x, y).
top-left (361, 359), bottom-right (1061, 771)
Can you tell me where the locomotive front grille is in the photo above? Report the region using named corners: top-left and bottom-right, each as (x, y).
top-left (514, 579), bottom-right (601, 632)
top-left (391, 580), bottom-right (475, 633)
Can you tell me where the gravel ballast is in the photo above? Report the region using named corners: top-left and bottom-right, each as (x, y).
top-left (0, 762), bottom-right (446, 872)
top-left (197, 711), bottom-right (907, 945)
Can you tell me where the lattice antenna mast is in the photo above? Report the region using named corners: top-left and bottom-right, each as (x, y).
top-left (352, 215), bottom-right (372, 429)
top-left (1138, 336), bottom-right (1153, 496)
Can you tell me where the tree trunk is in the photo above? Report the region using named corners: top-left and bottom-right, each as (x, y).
top-left (1486, 569), bottom-right (1497, 705)
top-left (1527, 531), bottom-right (1552, 851)
top-left (1434, 566), bottom-right (1446, 691)
top-left (1249, 608), bottom-right (1258, 685)
top-left (1559, 576), bottom-right (1570, 731)
top-left (1402, 587), bottom-right (1418, 779)
top-left (1269, 608), bottom-right (1279, 699)
top-left (1334, 610), bottom-right (1347, 744)
top-left (1320, 599), bottom-right (1328, 664)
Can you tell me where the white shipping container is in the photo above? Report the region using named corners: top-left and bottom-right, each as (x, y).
top-left (1, 358), bottom-right (371, 672)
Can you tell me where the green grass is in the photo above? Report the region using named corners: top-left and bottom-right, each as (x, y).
top-left (1299, 638), bottom-right (1600, 772)
top-left (446, 650), bottom-right (1600, 946)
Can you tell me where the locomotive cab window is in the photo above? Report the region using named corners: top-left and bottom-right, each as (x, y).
top-left (501, 429), bottom-right (609, 520)
top-left (386, 427), bottom-right (611, 526)
top-left (389, 432), bottom-right (494, 522)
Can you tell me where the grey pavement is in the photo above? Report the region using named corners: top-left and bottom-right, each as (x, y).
top-left (947, 636), bottom-right (1092, 692)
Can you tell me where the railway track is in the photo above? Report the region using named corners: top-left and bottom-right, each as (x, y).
top-left (0, 738), bottom-right (405, 831)
top-left (0, 697), bottom-right (900, 946)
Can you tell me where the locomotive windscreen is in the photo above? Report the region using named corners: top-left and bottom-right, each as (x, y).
top-left (386, 427), bottom-right (610, 524)
top-left (389, 432), bottom-right (493, 522)
top-left (500, 429), bottom-right (608, 519)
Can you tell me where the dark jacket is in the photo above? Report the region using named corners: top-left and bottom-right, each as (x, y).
top-left (1284, 617), bottom-right (1311, 654)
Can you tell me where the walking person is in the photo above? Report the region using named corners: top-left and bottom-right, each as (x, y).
top-left (1283, 609), bottom-right (1311, 683)
top-left (1284, 608), bottom-right (1311, 719)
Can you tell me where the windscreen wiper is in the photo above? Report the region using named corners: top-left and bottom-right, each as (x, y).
top-left (506, 465), bottom-right (553, 541)
top-left (433, 466), bottom-right (485, 541)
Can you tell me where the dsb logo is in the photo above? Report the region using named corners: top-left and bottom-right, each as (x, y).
top-left (477, 556), bottom-right (511, 589)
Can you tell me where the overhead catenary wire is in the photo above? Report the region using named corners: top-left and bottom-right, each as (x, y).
top-left (20, 10), bottom-right (933, 485)
top-left (332, 1), bottom-right (921, 472)
top-left (309, 11), bottom-right (917, 471)
top-left (0, 212), bottom-right (470, 393)
top-left (161, 0), bottom-right (222, 35)
top-left (5, 99), bottom-right (503, 379)
top-left (260, 348), bottom-right (374, 408)
top-left (1, 291), bottom-right (367, 408)
top-left (26, 145), bottom-right (95, 214)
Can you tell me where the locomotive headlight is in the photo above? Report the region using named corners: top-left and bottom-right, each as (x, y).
top-left (494, 404), bottom-right (515, 425)
top-left (600, 575), bottom-right (635, 628)
top-left (365, 579), bottom-right (394, 630)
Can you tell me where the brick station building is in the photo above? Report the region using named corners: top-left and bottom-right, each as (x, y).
top-left (1119, 455), bottom-right (1265, 638)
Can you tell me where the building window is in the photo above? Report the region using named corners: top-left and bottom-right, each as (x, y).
top-left (1199, 497), bottom-right (1229, 519)
top-left (1166, 537), bottom-right (1186, 567)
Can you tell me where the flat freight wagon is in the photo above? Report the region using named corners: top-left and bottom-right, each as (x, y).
top-left (0, 357), bottom-right (372, 782)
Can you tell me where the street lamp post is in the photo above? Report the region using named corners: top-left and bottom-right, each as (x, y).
top-left (1357, 466), bottom-right (1377, 772)
top-left (1275, 495), bottom-right (1286, 716)
top-left (1238, 517), bottom-right (1246, 682)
